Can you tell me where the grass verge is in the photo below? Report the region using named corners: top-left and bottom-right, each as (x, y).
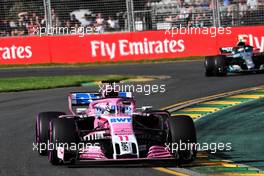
top-left (0, 75), bottom-right (133, 92)
top-left (0, 56), bottom-right (204, 69)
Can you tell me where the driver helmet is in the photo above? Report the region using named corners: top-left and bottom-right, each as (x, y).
top-left (236, 36), bottom-right (250, 47)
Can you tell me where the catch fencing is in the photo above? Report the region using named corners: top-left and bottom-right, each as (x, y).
top-left (0, 0), bottom-right (264, 36)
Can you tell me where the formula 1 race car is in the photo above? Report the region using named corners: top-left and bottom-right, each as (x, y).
top-left (204, 42), bottom-right (264, 76)
top-left (35, 81), bottom-right (196, 165)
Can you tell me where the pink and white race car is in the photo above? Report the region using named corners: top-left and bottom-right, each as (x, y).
top-left (35, 81), bottom-right (196, 165)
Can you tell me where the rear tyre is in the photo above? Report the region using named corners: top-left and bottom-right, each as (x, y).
top-left (35, 111), bottom-right (65, 156)
top-left (167, 115), bottom-right (197, 163)
top-left (48, 118), bottom-right (78, 165)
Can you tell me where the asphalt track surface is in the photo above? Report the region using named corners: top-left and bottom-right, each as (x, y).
top-left (1, 61), bottom-right (264, 176)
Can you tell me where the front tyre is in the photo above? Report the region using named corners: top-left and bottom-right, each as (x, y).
top-left (205, 55), bottom-right (227, 77)
top-left (48, 118), bottom-right (78, 165)
top-left (167, 115), bottom-right (197, 163)
top-left (214, 55), bottom-right (227, 76)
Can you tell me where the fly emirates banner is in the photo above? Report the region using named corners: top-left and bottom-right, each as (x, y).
top-left (0, 26), bottom-right (263, 64)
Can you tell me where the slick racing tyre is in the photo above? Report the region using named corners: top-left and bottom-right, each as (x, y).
top-left (167, 115), bottom-right (197, 163)
top-left (48, 118), bottom-right (78, 165)
top-left (205, 56), bottom-right (215, 76)
top-left (35, 111), bottom-right (65, 156)
top-left (205, 55), bottom-right (227, 76)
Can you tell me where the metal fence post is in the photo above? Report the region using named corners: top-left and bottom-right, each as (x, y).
top-left (212, 0), bottom-right (221, 27)
top-left (43, 0), bottom-right (52, 33)
top-left (216, 0), bottom-right (221, 27)
top-left (126, 0), bottom-right (135, 32)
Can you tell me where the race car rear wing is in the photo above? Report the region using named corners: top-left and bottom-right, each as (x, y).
top-left (220, 47), bottom-right (233, 54)
top-left (118, 92), bottom-right (133, 98)
top-left (68, 93), bottom-right (101, 115)
top-left (220, 46), bottom-right (257, 54)
top-left (69, 93), bottom-right (101, 106)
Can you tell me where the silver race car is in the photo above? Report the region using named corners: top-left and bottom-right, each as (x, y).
top-left (205, 42), bottom-right (264, 76)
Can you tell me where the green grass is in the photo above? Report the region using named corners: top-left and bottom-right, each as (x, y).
top-left (0, 56), bottom-right (203, 69)
top-left (0, 75), bottom-right (132, 92)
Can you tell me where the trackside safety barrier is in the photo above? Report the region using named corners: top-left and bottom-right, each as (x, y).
top-left (0, 26), bottom-right (263, 65)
